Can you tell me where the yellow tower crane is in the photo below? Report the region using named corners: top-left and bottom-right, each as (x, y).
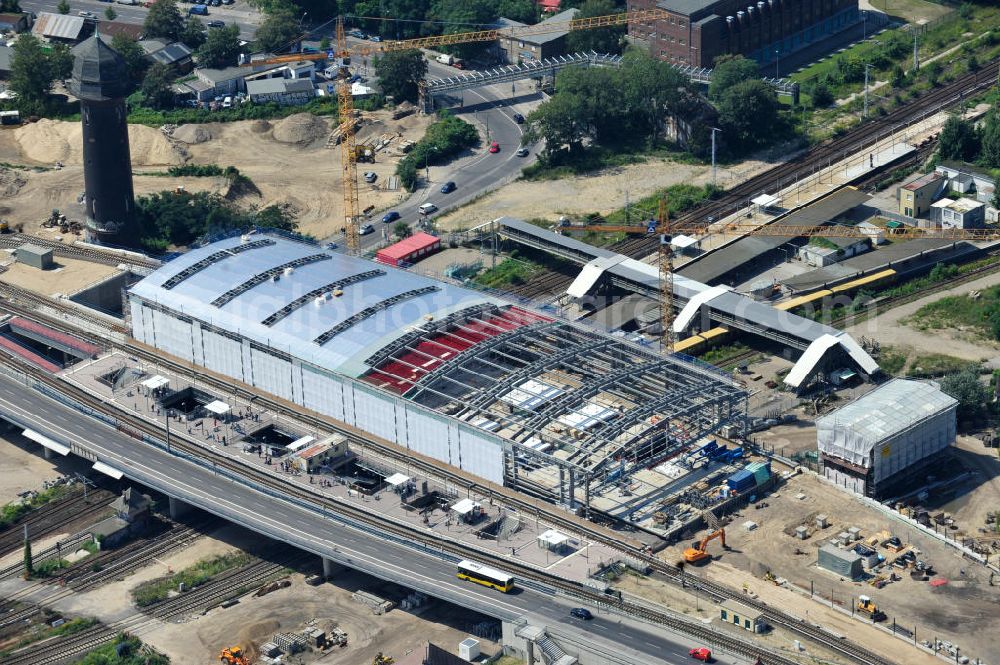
top-left (244, 8), bottom-right (671, 253)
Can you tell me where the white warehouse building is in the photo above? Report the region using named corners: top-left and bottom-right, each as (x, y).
top-left (127, 232), bottom-right (746, 509)
top-left (816, 379), bottom-right (957, 497)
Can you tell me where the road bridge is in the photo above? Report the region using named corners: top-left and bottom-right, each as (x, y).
top-left (0, 366), bottom-right (761, 665)
top-left (421, 52), bottom-right (800, 112)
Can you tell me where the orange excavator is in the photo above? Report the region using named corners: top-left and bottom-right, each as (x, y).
top-left (220, 646), bottom-right (250, 665)
top-left (684, 528), bottom-right (727, 564)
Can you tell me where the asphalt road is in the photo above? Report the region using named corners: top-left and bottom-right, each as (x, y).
top-left (337, 57), bottom-right (541, 252)
top-left (19, 0), bottom-right (261, 39)
top-left (0, 371), bottom-right (751, 665)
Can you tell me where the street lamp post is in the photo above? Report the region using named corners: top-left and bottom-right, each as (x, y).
top-left (710, 127), bottom-right (721, 187)
top-left (775, 49), bottom-right (780, 78)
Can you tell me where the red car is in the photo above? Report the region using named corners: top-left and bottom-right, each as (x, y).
top-left (489, 141), bottom-right (500, 153)
top-left (689, 647), bottom-right (712, 662)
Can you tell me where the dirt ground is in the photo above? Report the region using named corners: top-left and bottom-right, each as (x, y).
top-left (846, 269), bottom-right (1000, 363)
top-left (0, 110), bottom-right (432, 240)
top-left (0, 428), bottom-right (93, 506)
top-left (434, 157), bottom-right (760, 232)
top-left (671, 472), bottom-right (1000, 662)
top-left (936, 435), bottom-right (1000, 545)
top-left (0, 253), bottom-right (121, 297)
top-left (49, 520), bottom-right (498, 664)
top-left (150, 569), bottom-right (499, 665)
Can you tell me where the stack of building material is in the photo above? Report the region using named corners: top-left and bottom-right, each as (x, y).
top-left (727, 469), bottom-right (755, 493)
top-left (746, 461), bottom-right (772, 486)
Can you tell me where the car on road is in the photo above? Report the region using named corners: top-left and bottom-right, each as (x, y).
top-left (359, 223), bottom-right (375, 235)
top-left (418, 203), bottom-right (438, 215)
top-left (489, 141), bottom-right (500, 153)
top-left (569, 608), bottom-right (592, 620)
top-left (325, 242), bottom-right (338, 250)
top-left (369, 35), bottom-right (382, 42)
top-left (512, 112), bottom-right (525, 124)
top-left (349, 29), bottom-right (367, 39)
top-left (440, 181), bottom-right (456, 193)
top-left (382, 211), bottom-right (400, 224)
top-left (516, 147), bottom-right (529, 157)
top-left (363, 171), bottom-right (377, 183)
top-left (78, 10), bottom-right (95, 16)
top-left (207, 20), bottom-right (225, 27)
top-left (689, 648), bottom-right (712, 662)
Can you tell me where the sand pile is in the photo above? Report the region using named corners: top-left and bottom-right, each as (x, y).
top-left (14, 119), bottom-right (187, 166)
top-left (172, 124), bottom-right (213, 144)
top-left (249, 119), bottom-right (272, 133)
top-left (272, 113), bottom-right (328, 144)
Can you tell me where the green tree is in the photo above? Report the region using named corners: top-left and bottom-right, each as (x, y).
top-left (180, 16), bottom-right (207, 49)
top-left (393, 220), bottom-right (411, 239)
top-left (141, 63), bottom-right (175, 110)
top-left (374, 49), bottom-right (427, 103)
top-left (524, 92), bottom-right (591, 157)
top-left (9, 34), bottom-right (53, 116)
top-left (23, 538), bottom-right (32, 580)
top-left (940, 367), bottom-right (988, 422)
top-left (104, 5), bottom-right (116, 20)
top-left (889, 64), bottom-right (905, 88)
top-left (56, 0), bottom-right (69, 13)
top-left (110, 35), bottom-right (149, 85)
top-left (319, 36), bottom-right (330, 50)
top-left (617, 50), bottom-right (689, 143)
top-left (254, 4), bottom-right (301, 53)
top-left (144, 0), bottom-right (184, 41)
top-left (708, 55), bottom-right (759, 101)
top-left (197, 23), bottom-right (240, 68)
top-left (429, 0), bottom-right (499, 60)
top-left (0, 0), bottom-right (20, 11)
top-left (47, 42), bottom-right (74, 81)
top-left (565, 0), bottom-right (624, 54)
top-left (979, 112), bottom-right (1000, 168)
top-left (811, 81), bottom-right (833, 108)
top-left (497, 0), bottom-right (537, 24)
top-left (716, 79), bottom-right (780, 154)
top-left (938, 115), bottom-right (979, 162)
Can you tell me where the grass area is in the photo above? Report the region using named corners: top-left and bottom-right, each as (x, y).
top-left (131, 552), bottom-right (251, 607)
top-left (876, 346), bottom-right (908, 375)
top-left (698, 343), bottom-right (751, 366)
top-left (809, 236), bottom-right (841, 251)
top-left (878, 0), bottom-right (954, 22)
top-left (522, 148), bottom-right (648, 181)
top-left (473, 255), bottom-right (543, 289)
top-left (905, 352), bottom-right (976, 378)
top-left (33, 558), bottom-right (70, 578)
top-left (0, 484), bottom-right (72, 530)
top-left (904, 284), bottom-right (1000, 340)
top-left (0, 617), bottom-right (98, 657)
top-left (77, 633), bottom-right (170, 665)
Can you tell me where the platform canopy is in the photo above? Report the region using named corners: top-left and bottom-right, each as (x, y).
top-left (385, 472), bottom-right (411, 487)
top-left (286, 435), bottom-right (315, 452)
top-left (451, 498), bottom-right (480, 515)
top-left (751, 193), bottom-right (781, 208)
top-left (204, 400), bottom-right (230, 415)
top-left (537, 529), bottom-right (569, 548)
top-left (141, 375), bottom-right (169, 390)
top-left (670, 234), bottom-right (699, 250)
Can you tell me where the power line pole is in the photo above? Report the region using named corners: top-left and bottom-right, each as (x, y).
top-left (913, 31), bottom-right (919, 72)
top-left (863, 64), bottom-right (872, 119)
top-left (710, 127), bottom-right (721, 187)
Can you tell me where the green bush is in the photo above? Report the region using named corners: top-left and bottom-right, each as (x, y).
top-left (0, 484), bottom-right (71, 529)
top-left (166, 164), bottom-right (224, 177)
top-left (131, 552), bottom-right (251, 607)
top-left (396, 111), bottom-right (479, 191)
top-left (78, 633), bottom-right (170, 665)
top-left (33, 558), bottom-right (69, 578)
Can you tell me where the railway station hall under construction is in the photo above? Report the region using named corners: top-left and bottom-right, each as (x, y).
top-left (125, 231), bottom-right (747, 510)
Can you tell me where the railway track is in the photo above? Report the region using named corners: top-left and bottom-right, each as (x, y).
top-left (0, 553), bottom-right (303, 665)
top-left (0, 489), bottom-right (114, 558)
top-left (0, 291), bottom-right (898, 663)
top-left (0, 281), bottom-right (127, 336)
top-left (0, 234), bottom-right (160, 271)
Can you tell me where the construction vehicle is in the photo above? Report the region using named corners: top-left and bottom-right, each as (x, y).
top-left (373, 652), bottom-right (395, 665)
top-left (220, 646), bottom-right (250, 665)
top-left (684, 528), bottom-right (727, 564)
top-left (856, 595), bottom-right (885, 621)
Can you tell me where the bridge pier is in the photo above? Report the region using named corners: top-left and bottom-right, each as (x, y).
top-left (322, 557), bottom-right (345, 579)
top-left (168, 496), bottom-right (192, 519)
top-left (41, 445), bottom-right (53, 460)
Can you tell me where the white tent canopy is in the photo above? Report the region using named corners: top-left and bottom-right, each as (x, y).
top-left (286, 435), bottom-right (315, 452)
top-left (451, 498), bottom-right (480, 515)
top-left (204, 400), bottom-right (230, 415)
top-left (386, 472), bottom-right (411, 487)
top-left (751, 193), bottom-right (781, 208)
top-left (141, 375), bottom-right (169, 390)
top-left (537, 529), bottom-right (569, 548)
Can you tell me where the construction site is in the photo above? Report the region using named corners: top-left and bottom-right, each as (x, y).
top-left (0, 4), bottom-right (999, 665)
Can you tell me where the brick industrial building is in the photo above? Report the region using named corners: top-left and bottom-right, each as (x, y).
top-left (627, 0), bottom-right (860, 68)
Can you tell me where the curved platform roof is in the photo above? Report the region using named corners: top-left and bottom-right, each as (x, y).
top-left (129, 233), bottom-right (497, 376)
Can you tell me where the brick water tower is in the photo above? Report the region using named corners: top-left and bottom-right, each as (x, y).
top-left (69, 35), bottom-right (137, 247)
